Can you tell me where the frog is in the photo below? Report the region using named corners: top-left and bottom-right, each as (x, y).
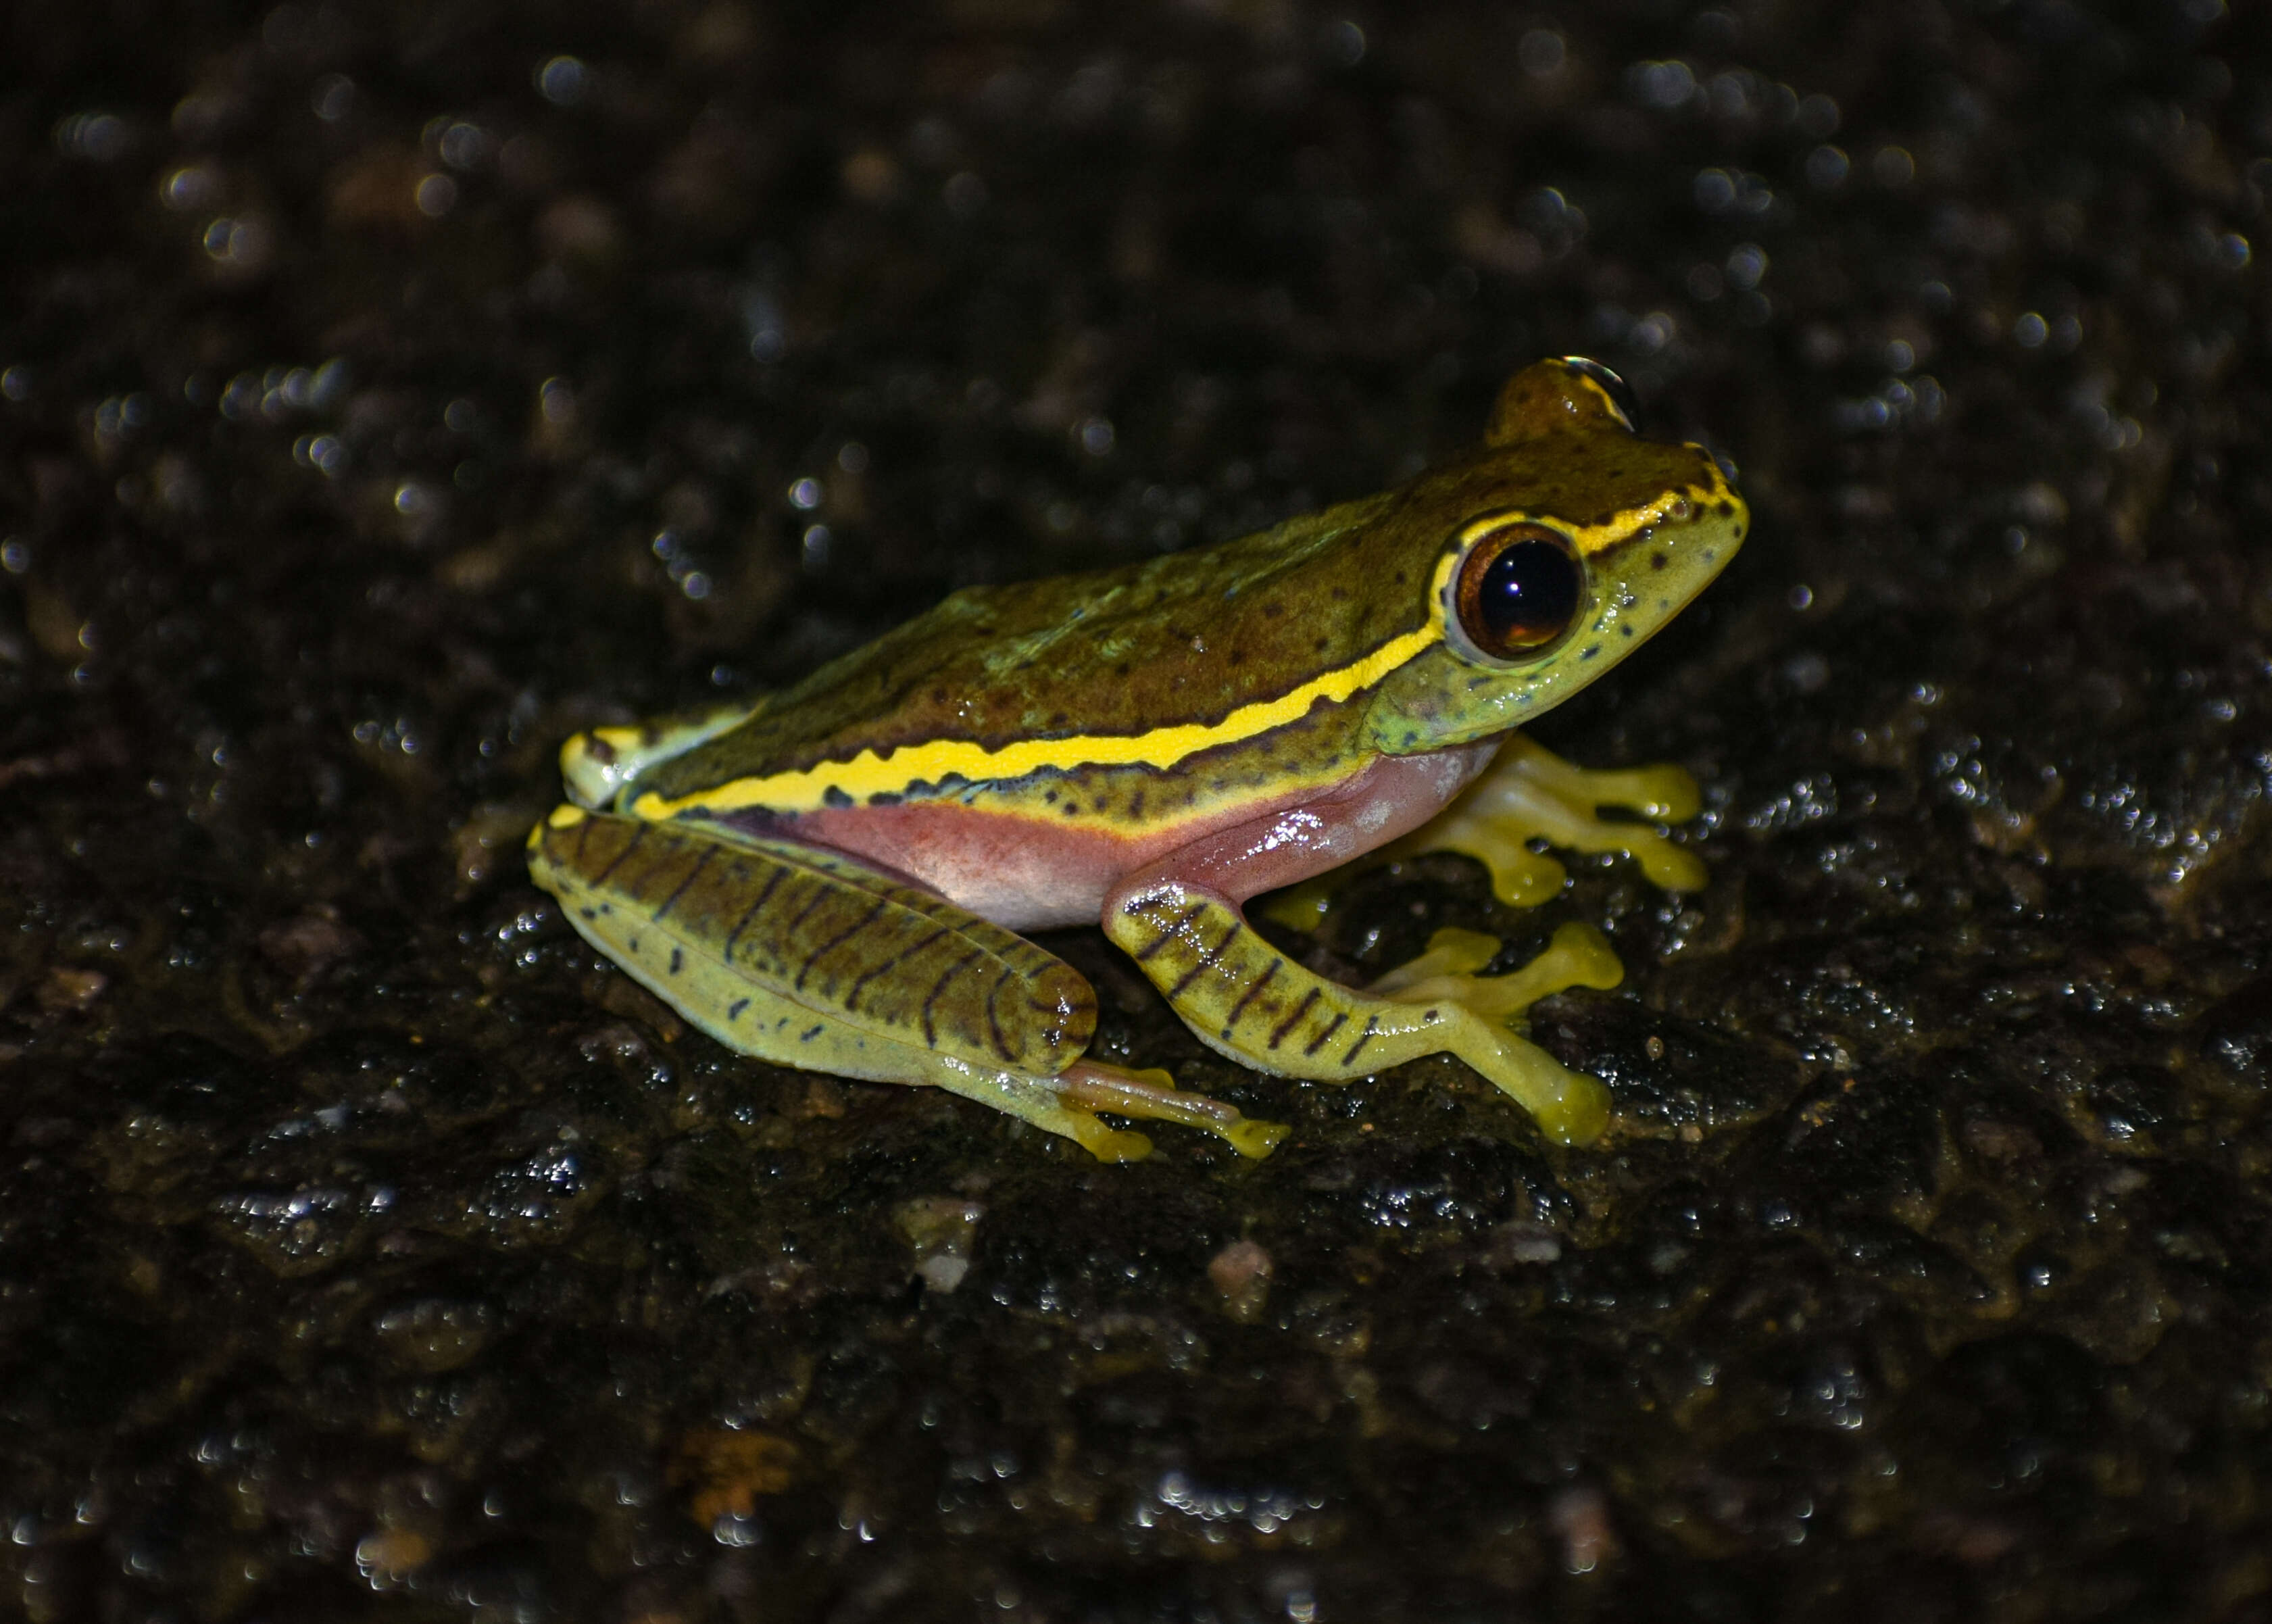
top-left (527, 357), bottom-right (1746, 1163)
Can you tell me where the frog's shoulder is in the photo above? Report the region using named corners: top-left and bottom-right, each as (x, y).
top-left (645, 489), bottom-right (1417, 795)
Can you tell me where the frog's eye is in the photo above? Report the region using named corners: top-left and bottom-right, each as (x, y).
top-left (1558, 356), bottom-right (1639, 432)
top-left (1451, 522), bottom-right (1584, 662)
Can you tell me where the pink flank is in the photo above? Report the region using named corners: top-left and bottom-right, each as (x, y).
top-left (790, 740), bottom-right (1498, 931)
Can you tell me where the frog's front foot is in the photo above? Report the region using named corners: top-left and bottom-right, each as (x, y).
top-left (1259, 733), bottom-right (1706, 931)
top-left (1364, 921), bottom-right (1622, 1142)
top-left (1410, 732), bottom-right (1707, 905)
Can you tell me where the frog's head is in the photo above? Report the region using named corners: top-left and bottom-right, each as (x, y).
top-left (1362, 356), bottom-right (1746, 754)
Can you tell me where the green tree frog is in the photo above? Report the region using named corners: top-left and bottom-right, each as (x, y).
top-left (529, 358), bottom-right (1746, 1162)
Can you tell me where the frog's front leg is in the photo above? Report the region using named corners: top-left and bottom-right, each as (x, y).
top-left (1098, 756), bottom-right (1616, 1145)
top-left (528, 807), bottom-right (1285, 1161)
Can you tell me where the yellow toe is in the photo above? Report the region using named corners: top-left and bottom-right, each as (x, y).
top-left (1223, 1118), bottom-right (1290, 1160)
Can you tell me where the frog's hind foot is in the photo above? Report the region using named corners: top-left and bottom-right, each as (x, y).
top-left (934, 1061), bottom-right (1286, 1162)
top-left (1062, 1064), bottom-right (1288, 1160)
top-left (924, 1064), bottom-right (1156, 1162)
top-left (1408, 733), bottom-right (1706, 905)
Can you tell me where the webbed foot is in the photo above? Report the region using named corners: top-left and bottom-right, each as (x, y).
top-left (1361, 921), bottom-right (1621, 1142)
top-left (1408, 732), bottom-right (1706, 904)
top-left (1259, 733), bottom-right (1705, 929)
top-left (1366, 920), bottom-right (1623, 1015)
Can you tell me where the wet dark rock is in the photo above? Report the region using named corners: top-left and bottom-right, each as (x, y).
top-left (2078, 1062), bottom-right (2187, 1148)
top-left (5, 0), bottom-right (2272, 1615)
top-left (1562, 1004), bottom-right (1785, 1135)
top-left (1294, 1133), bottom-right (1575, 1245)
top-left (2196, 975), bottom-right (2272, 1089)
top-left (1819, 1214), bottom-right (1996, 1306)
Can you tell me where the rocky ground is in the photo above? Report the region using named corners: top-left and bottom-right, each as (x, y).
top-left (3, 0), bottom-right (2269, 1618)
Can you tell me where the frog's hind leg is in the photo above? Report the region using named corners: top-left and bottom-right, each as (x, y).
top-left (1298, 733), bottom-right (1699, 1103)
top-left (1403, 731), bottom-right (1707, 905)
top-left (1106, 877), bottom-right (1614, 1146)
top-left (526, 806), bottom-right (1283, 1161)
top-left (1205, 741), bottom-right (1704, 1139)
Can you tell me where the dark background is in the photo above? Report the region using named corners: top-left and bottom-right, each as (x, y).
top-left (4, 0), bottom-right (2271, 1618)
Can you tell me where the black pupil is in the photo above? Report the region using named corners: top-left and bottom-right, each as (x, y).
top-left (1478, 540), bottom-right (1579, 647)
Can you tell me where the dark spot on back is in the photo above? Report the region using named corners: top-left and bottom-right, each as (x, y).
top-left (1650, 551), bottom-right (1668, 571)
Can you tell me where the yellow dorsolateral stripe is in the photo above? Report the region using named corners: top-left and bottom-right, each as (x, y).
top-left (629, 620), bottom-right (1446, 820)
top-left (1556, 466), bottom-right (1735, 558)
top-left (619, 471), bottom-right (1732, 824)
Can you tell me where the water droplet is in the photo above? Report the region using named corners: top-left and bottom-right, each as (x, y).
top-left (536, 55), bottom-right (589, 106)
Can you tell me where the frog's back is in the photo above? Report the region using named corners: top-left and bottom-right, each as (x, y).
top-left (630, 418), bottom-right (1726, 808)
top-left (641, 491), bottom-right (1410, 797)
